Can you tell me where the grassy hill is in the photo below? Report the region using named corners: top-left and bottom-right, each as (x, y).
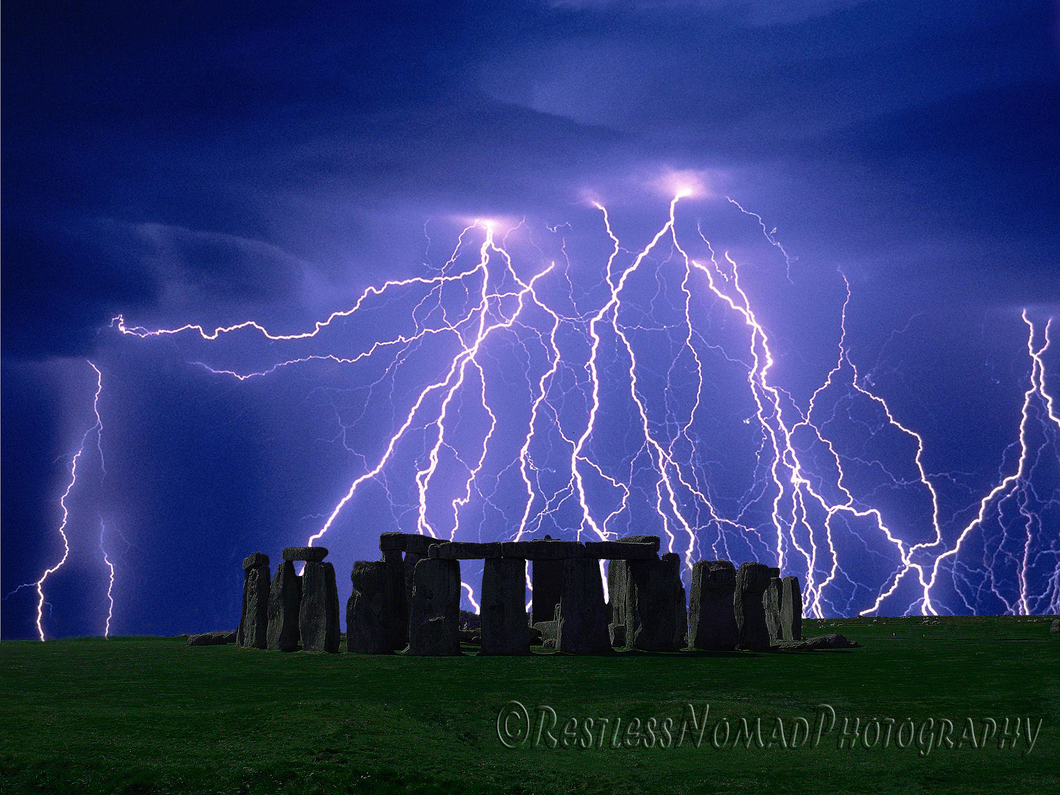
top-left (1, 615), bottom-right (1057, 794)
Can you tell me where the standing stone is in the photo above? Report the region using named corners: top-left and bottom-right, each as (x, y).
top-left (669, 553), bottom-right (689, 650)
top-left (734, 562), bottom-right (774, 651)
top-left (404, 552), bottom-right (427, 606)
top-left (282, 546), bottom-right (328, 562)
top-left (688, 560), bottom-right (739, 650)
top-left (606, 535), bottom-right (661, 628)
top-left (607, 559), bottom-right (632, 627)
top-left (764, 577), bottom-right (784, 645)
top-left (300, 561), bottom-right (340, 653)
top-left (781, 576), bottom-right (803, 641)
top-left (347, 561), bottom-right (392, 654)
top-left (267, 561), bottom-right (302, 652)
top-left (480, 558), bottom-right (530, 655)
top-left (1051, 618), bottom-right (1059, 635)
top-left (237, 554), bottom-right (271, 649)
top-left (626, 553), bottom-right (684, 651)
top-left (556, 558), bottom-right (611, 654)
top-left (408, 558), bottom-right (462, 656)
top-left (382, 550), bottom-right (409, 650)
top-left (532, 559), bottom-right (564, 624)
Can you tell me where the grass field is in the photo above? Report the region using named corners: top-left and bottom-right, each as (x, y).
top-left (1, 615), bottom-right (1057, 794)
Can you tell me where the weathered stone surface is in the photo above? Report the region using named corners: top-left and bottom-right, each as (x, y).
top-left (606, 537), bottom-right (664, 629)
top-left (346, 561), bottom-right (392, 654)
top-left (668, 553), bottom-right (689, 650)
top-left (379, 532), bottom-right (407, 552)
top-left (242, 552), bottom-right (270, 570)
top-left (607, 559), bottom-right (633, 628)
top-left (734, 562), bottom-right (773, 651)
top-left (609, 623), bottom-right (626, 647)
top-left (382, 550), bottom-right (409, 650)
top-left (428, 541), bottom-right (503, 559)
top-left (626, 554), bottom-right (685, 651)
top-left (764, 577), bottom-right (784, 644)
top-left (267, 561), bottom-right (302, 652)
top-left (688, 560), bottom-right (739, 650)
top-left (556, 558), bottom-right (611, 654)
top-left (781, 576), bottom-right (803, 641)
top-left (236, 572), bottom-right (248, 648)
top-left (532, 620), bottom-right (558, 642)
top-left (283, 546), bottom-right (328, 562)
top-left (187, 630), bottom-right (237, 646)
top-left (237, 563), bottom-right (271, 649)
top-left (776, 633), bottom-right (860, 651)
top-left (378, 533), bottom-right (437, 555)
top-left (300, 561), bottom-right (340, 653)
top-left (404, 535), bottom-right (436, 556)
top-left (501, 540), bottom-right (586, 560)
top-left (408, 558), bottom-right (462, 656)
top-left (480, 558), bottom-right (530, 655)
top-left (404, 551), bottom-right (427, 607)
top-left (584, 541), bottom-right (659, 560)
top-left (532, 559), bottom-right (564, 624)
top-left (1051, 618), bottom-right (1059, 634)
top-left (617, 535), bottom-right (662, 553)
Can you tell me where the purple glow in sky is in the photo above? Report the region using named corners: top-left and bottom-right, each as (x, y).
top-left (3, 1), bottom-right (1058, 639)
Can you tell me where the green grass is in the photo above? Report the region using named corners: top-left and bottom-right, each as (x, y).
top-left (1, 616), bottom-right (1057, 794)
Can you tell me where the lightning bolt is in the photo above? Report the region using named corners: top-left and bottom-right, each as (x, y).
top-left (90, 191), bottom-right (1060, 624)
top-left (4, 362), bottom-right (105, 640)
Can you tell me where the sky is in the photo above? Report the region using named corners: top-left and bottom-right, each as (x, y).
top-left (3, 0), bottom-right (1059, 640)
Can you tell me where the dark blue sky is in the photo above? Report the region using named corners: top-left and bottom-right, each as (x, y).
top-left (3, 1), bottom-right (1059, 639)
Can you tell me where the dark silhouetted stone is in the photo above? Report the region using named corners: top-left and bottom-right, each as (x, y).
top-left (609, 623), bottom-right (626, 647)
top-left (501, 539), bottom-right (586, 559)
top-left (429, 541), bottom-right (502, 559)
top-left (403, 535), bottom-right (436, 556)
top-left (781, 576), bottom-right (802, 641)
top-left (347, 561), bottom-right (391, 654)
top-left (283, 546), bottom-right (328, 562)
top-left (187, 630), bottom-right (237, 646)
top-left (764, 577), bottom-right (784, 644)
top-left (607, 559), bottom-right (633, 628)
top-left (584, 541), bottom-right (658, 559)
top-left (532, 620), bottom-right (558, 643)
top-left (380, 532), bottom-right (407, 552)
top-left (532, 559), bottom-right (564, 624)
top-left (267, 561), bottom-right (302, 652)
top-left (382, 550), bottom-right (408, 650)
top-left (481, 558), bottom-right (530, 655)
top-left (408, 558), bottom-right (462, 656)
top-left (300, 561), bottom-right (340, 653)
top-left (556, 558), bottom-right (611, 654)
top-left (237, 557), bottom-right (271, 649)
top-left (688, 560), bottom-right (739, 650)
top-left (734, 562), bottom-right (773, 651)
top-left (404, 551), bottom-right (426, 606)
top-left (616, 535), bottom-right (662, 553)
top-left (626, 553), bottom-right (685, 651)
top-left (242, 552), bottom-right (269, 570)
top-left (606, 537), bottom-right (663, 629)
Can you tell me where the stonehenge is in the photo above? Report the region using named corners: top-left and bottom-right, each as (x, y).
top-left (236, 533), bottom-right (808, 658)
